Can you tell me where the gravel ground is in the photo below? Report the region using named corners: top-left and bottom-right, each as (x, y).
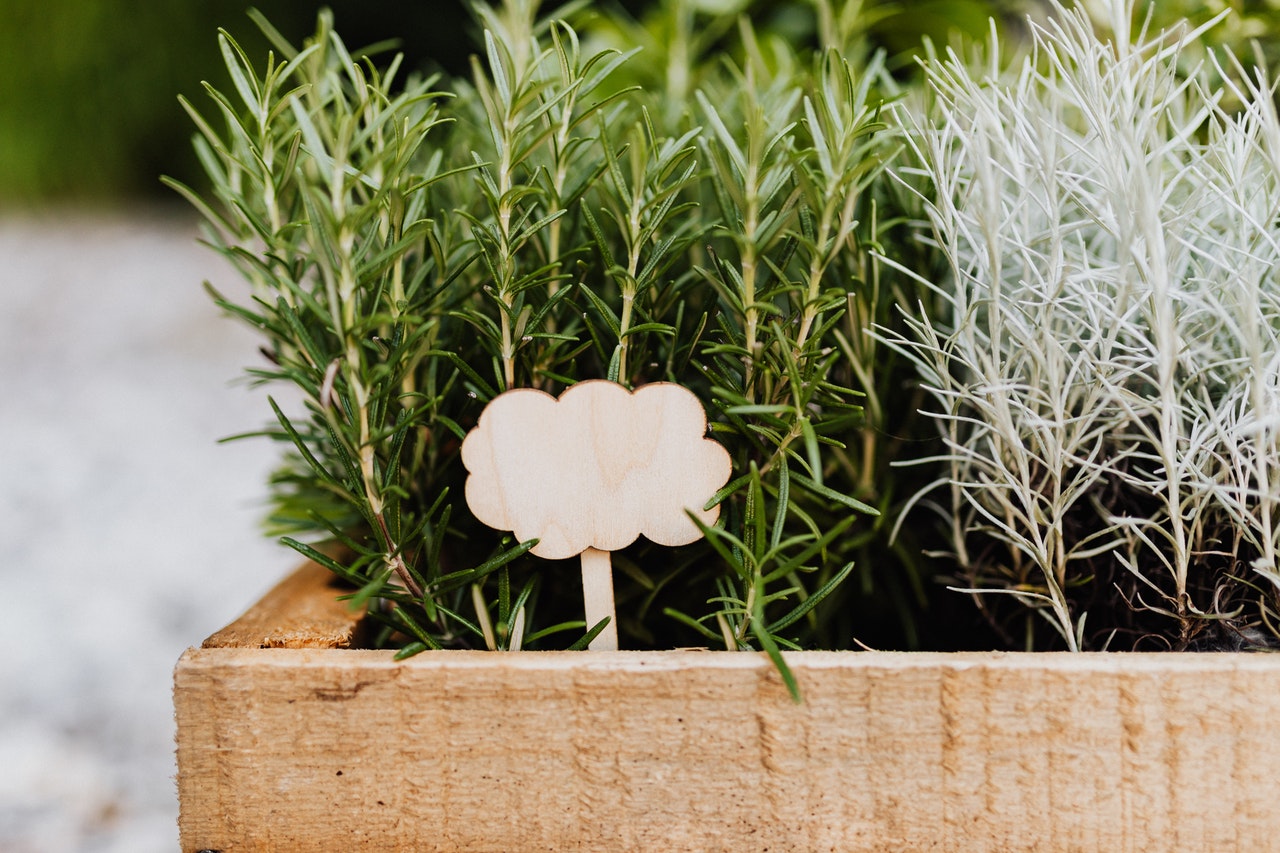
top-left (0, 209), bottom-right (298, 851)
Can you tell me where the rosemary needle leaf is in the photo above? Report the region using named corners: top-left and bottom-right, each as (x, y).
top-left (180, 0), bottom-right (895, 660)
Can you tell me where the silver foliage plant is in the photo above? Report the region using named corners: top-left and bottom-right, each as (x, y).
top-left (883, 0), bottom-right (1280, 650)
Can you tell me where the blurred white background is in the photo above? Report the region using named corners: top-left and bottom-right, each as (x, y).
top-left (0, 210), bottom-right (299, 851)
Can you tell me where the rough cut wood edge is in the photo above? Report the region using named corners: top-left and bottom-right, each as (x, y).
top-left (201, 560), bottom-right (363, 649)
top-left (176, 569), bottom-right (1280, 852)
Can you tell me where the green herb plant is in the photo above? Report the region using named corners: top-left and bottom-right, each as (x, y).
top-left (171, 0), bottom-right (903, 691)
top-left (883, 0), bottom-right (1280, 651)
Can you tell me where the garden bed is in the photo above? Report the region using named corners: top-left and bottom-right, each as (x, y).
top-left (175, 561), bottom-right (1280, 852)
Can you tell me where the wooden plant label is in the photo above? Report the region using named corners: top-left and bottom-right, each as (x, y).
top-left (461, 380), bottom-right (732, 649)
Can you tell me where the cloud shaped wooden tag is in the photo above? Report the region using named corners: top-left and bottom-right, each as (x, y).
top-left (461, 380), bottom-right (732, 650)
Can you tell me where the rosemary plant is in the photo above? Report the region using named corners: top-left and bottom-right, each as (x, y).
top-left (173, 0), bottom-right (905, 679)
top-left (884, 0), bottom-right (1280, 650)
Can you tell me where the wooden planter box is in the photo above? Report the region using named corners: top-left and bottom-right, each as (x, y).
top-left (175, 562), bottom-right (1280, 852)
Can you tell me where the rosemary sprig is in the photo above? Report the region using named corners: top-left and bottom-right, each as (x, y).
top-left (176, 0), bottom-right (900, 666)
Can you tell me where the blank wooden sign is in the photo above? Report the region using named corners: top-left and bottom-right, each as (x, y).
top-left (461, 380), bottom-right (731, 649)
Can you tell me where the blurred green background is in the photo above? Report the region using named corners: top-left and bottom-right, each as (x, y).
top-left (0, 1), bottom-right (482, 203)
top-left (1, 1), bottom-right (1268, 203)
top-left (0, 0), bottom-right (1043, 205)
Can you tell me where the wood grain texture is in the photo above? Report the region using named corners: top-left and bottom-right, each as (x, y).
top-left (460, 380), bottom-right (731, 560)
top-left (177, 565), bottom-right (1280, 851)
top-left (201, 561), bottom-right (362, 650)
top-left (580, 546), bottom-right (618, 651)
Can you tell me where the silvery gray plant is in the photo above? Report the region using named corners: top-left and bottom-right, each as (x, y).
top-left (882, 0), bottom-right (1280, 650)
